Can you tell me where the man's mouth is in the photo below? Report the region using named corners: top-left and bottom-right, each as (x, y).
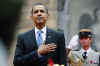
top-left (36, 17), bottom-right (44, 22)
top-left (37, 17), bottom-right (43, 20)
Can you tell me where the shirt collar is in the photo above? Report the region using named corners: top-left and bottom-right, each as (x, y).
top-left (35, 26), bottom-right (46, 34)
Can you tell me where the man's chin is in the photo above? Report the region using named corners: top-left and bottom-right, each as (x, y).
top-left (37, 22), bottom-right (44, 25)
top-left (36, 23), bottom-right (45, 29)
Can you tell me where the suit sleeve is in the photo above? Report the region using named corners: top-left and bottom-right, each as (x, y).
top-left (13, 35), bottom-right (40, 66)
top-left (57, 33), bottom-right (66, 65)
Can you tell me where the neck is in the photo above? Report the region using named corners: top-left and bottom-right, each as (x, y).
top-left (83, 46), bottom-right (90, 50)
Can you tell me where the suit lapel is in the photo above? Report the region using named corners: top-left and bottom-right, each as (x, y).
top-left (31, 28), bottom-right (38, 49)
top-left (45, 28), bottom-right (53, 44)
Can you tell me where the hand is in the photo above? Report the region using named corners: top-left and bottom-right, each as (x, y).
top-left (66, 48), bottom-right (71, 56)
top-left (37, 42), bottom-right (56, 56)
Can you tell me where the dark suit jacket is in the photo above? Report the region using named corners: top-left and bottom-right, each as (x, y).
top-left (13, 28), bottom-right (66, 66)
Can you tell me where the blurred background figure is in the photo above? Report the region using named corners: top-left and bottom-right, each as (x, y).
top-left (0, 0), bottom-right (23, 50)
top-left (92, 8), bottom-right (100, 52)
top-left (0, 40), bottom-right (8, 66)
top-left (0, 0), bottom-right (23, 66)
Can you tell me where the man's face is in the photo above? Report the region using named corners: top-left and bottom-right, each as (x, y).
top-left (80, 37), bottom-right (92, 48)
top-left (31, 5), bottom-right (48, 28)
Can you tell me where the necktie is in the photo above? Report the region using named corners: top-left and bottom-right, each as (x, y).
top-left (82, 52), bottom-right (87, 60)
top-left (37, 30), bottom-right (43, 47)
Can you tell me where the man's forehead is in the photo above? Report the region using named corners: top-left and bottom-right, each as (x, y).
top-left (33, 5), bottom-right (46, 10)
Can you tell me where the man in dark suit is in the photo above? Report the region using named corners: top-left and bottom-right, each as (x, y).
top-left (13, 3), bottom-right (66, 66)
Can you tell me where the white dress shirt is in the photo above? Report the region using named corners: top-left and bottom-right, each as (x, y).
top-left (35, 26), bottom-right (47, 43)
top-left (80, 48), bottom-right (92, 56)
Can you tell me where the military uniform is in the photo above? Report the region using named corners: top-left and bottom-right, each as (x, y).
top-left (69, 48), bottom-right (100, 66)
top-left (68, 29), bottom-right (100, 66)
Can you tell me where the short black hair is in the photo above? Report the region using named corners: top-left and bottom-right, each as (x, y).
top-left (31, 2), bottom-right (48, 15)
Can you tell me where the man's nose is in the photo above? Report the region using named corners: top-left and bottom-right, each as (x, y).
top-left (37, 14), bottom-right (42, 16)
top-left (37, 12), bottom-right (42, 16)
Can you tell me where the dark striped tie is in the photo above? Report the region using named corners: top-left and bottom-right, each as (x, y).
top-left (82, 52), bottom-right (87, 60)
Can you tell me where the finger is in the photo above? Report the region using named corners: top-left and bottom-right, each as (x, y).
top-left (48, 46), bottom-right (56, 49)
top-left (45, 44), bottom-right (56, 50)
top-left (48, 49), bottom-right (56, 52)
top-left (47, 46), bottom-right (56, 50)
top-left (46, 46), bottom-right (56, 50)
top-left (47, 44), bottom-right (51, 46)
top-left (48, 46), bottom-right (56, 50)
top-left (48, 45), bottom-right (56, 48)
top-left (47, 43), bottom-right (56, 45)
top-left (47, 44), bottom-right (56, 46)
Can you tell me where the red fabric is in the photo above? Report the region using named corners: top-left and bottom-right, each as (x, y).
top-left (48, 58), bottom-right (54, 66)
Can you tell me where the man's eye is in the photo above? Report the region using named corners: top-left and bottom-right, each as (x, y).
top-left (40, 10), bottom-right (45, 13)
top-left (34, 10), bottom-right (38, 14)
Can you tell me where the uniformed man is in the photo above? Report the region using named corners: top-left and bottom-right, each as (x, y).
top-left (68, 29), bottom-right (100, 66)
